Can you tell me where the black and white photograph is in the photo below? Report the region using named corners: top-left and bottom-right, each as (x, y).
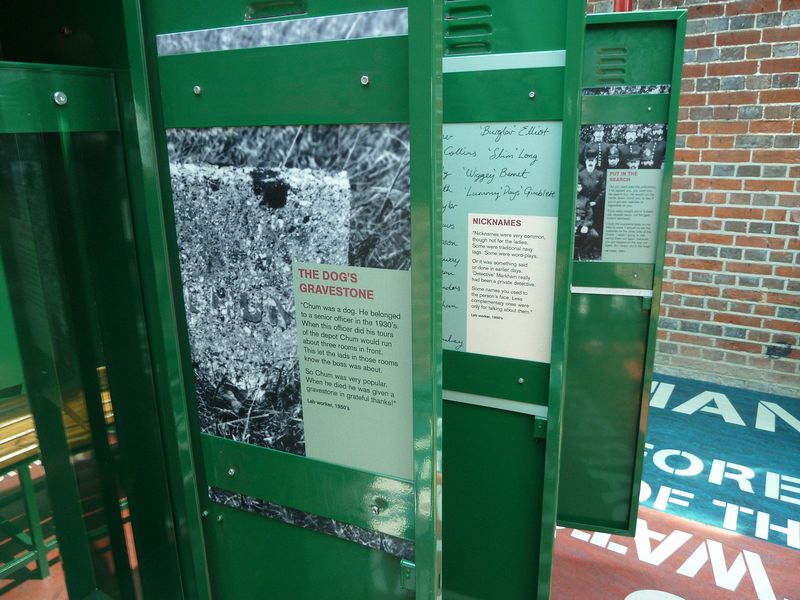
top-left (169, 124), bottom-right (410, 454)
top-left (582, 84), bottom-right (671, 97)
top-left (574, 122), bottom-right (667, 261)
top-left (156, 8), bottom-right (408, 56)
top-left (167, 124), bottom-right (411, 552)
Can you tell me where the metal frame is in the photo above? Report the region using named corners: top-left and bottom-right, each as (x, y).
top-left (126, 1), bottom-right (443, 597)
top-left (537, 2), bottom-right (587, 595)
top-left (0, 458), bottom-right (55, 580)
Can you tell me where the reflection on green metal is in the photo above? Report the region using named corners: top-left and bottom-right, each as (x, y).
top-left (444, 68), bottom-right (565, 122)
top-left (444, 351), bottom-right (549, 403)
top-left (0, 260), bottom-right (24, 399)
top-left (158, 37), bottom-right (410, 128)
top-left (0, 63), bottom-right (119, 133)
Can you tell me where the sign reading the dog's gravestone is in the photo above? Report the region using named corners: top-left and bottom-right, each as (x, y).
top-left (293, 263), bottom-right (412, 479)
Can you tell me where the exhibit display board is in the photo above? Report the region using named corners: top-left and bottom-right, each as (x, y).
top-left (558, 11), bottom-right (687, 536)
top-left (442, 122), bottom-right (561, 363)
top-left (168, 123), bottom-right (414, 480)
top-left (137, 2), bottom-right (443, 598)
top-left (574, 122), bottom-right (666, 264)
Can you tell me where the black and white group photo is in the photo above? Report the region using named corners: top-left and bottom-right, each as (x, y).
top-left (574, 122), bottom-right (667, 261)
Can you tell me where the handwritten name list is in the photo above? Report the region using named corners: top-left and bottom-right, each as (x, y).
top-left (442, 122), bottom-right (562, 362)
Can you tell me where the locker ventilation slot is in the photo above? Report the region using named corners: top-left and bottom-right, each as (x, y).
top-left (244, 0), bottom-right (307, 21)
top-left (596, 46), bottom-right (627, 85)
top-left (444, 1), bottom-right (492, 55)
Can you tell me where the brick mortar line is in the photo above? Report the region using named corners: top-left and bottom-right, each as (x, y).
top-left (658, 339), bottom-right (799, 358)
top-left (660, 320), bottom-right (798, 333)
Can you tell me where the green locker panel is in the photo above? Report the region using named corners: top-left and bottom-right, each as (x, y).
top-left (203, 503), bottom-right (410, 600)
top-left (443, 400), bottom-right (546, 599)
top-left (135, 2), bottom-right (443, 598)
top-left (559, 293), bottom-right (650, 528)
top-left (440, 1), bottom-right (586, 598)
top-left (557, 11), bottom-right (687, 535)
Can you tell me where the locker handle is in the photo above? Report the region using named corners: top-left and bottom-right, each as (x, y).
top-left (244, 0), bottom-right (307, 21)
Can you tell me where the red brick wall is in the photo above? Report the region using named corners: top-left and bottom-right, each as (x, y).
top-left (586, 0), bottom-right (799, 397)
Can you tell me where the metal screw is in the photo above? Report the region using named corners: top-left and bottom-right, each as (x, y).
top-left (528, 91), bottom-right (537, 100)
top-left (216, 515), bottom-right (224, 523)
top-left (201, 510), bottom-right (209, 519)
top-left (371, 505), bottom-right (381, 515)
top-left (633, 273), bottom-right (639, 279)
top-left (53, 91), bottom-right (68, 106)
top-left (193, 85), bottom-right (203, 96)
top-left (360, 75), bottom-right (370, 86)
top-left (517, 377), bottom-right (525, 385)
top-left (227, 467), bottom-right (236, 477)
top-left (647, 106), bottom-right (652, 112)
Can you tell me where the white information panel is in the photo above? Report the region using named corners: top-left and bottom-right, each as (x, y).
top-left (602, 169), bottom-right (663, 263)
top-left (466, 214), bottom-right (557, 362)
top-left (442, 122), bottom-right (561, 363)
top-left (294, 263), bottom-right (413, 480)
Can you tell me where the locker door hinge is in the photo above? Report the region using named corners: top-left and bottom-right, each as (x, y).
top-left (400, 559), bottom-right (416, 591)
top-left (534, 415), bottom-right (548, 439)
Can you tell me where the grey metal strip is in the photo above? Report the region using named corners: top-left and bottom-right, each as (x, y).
top-left (443, 50), bottom-right (566, 74)
top-left (156, 8), bottom-right (408, 56)
top-left (443, 390), bottom-right (548, 417)
top-left (583, 84), bottom-right (671, 96)
top-left (570, 285), bottom-right (654, 298)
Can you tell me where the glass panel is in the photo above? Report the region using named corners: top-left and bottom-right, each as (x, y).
top-left (0, 131), bottom-right (141, 599)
